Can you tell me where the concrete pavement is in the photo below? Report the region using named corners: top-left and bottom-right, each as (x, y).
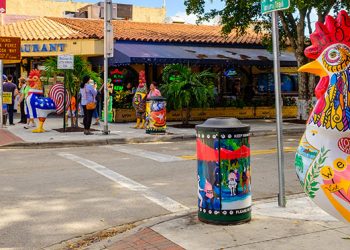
top-left (85, 194), bottom-right (350, 250)
top-left (0, 116), bottom-right (306, 148)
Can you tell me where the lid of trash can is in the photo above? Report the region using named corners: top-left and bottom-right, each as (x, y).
top-left (147, 96), bottom-right (166, 101)
top-left (195, 117), bottom-right (250, 133)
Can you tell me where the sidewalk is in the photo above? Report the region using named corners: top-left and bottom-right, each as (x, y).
top-left (86, 194), bottom-right (350, 250)
top-left (0, 116), bottom-right (306, 148)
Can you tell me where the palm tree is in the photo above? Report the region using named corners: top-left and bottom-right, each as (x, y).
top-left (161, 64), bottom-right (216, 125)
top-left (44, 56), bottom-right (99, 127)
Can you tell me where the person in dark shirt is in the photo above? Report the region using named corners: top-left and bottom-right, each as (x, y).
top-left (3, 75), bottom-right (19, 125)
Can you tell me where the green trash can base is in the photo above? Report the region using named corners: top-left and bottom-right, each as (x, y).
top-left (198, 211), bottom-right (251, 225)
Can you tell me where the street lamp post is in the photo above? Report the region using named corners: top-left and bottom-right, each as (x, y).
top-left (103, 0), bottom-right (113, 135)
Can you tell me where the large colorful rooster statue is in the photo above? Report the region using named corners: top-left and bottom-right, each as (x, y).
top-left (26, 70), bottom-right (68, 133)
top-left (132, 70), bottom-right (148, 129)
top-left (296, 10), bottom-right (350, 223)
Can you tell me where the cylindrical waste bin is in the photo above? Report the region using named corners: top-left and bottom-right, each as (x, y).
top-left (145, 96), bottom-right (166, 134)
top-left (196, 118), bottom-right (251, 224)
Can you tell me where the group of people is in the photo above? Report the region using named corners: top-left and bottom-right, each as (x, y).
top-left (1, 74), bottom-right (36, 128)
top-left (2, 71), bottom-right (162, 135)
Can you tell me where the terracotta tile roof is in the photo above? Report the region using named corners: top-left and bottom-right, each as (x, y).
top-left (1, 16), bottom-right (263, 45)
top-left (0, 15), bottom-right (37, 25)
top-left (0, 17), bottom-right (89, 40)
top-left (49, 17), bottom-right (263, 45)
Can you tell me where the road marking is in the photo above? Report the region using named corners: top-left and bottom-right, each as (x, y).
top-left (57, 152), bottom-right (189, 213)
top-left (179, 147), bottom-right (297, 160)
top-left (102, 145), bottom-right (185, 162)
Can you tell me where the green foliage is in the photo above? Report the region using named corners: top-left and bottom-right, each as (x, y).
top-left (185, 0), bottom-right (350, 101)
top-left (44, 56), bottom-right (100, 127)
top-left (44, 56), bottom-right (98, 97)
top-left (304, 147), bottom-right (329, 199)
top-left (160, 64), bottom-right (217, 124)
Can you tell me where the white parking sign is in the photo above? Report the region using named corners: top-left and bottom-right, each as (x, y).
top-left (58, 55), bottom-right (74, 69)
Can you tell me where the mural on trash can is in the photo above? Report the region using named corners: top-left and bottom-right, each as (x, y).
top-left (220, 137), bottom-right (251, 211)
top-left (296, 10), bottom-right (350, 223)
top-left (197, 132), bottom-right (251, 217)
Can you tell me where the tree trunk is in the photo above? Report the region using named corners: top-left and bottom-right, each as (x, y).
top-left (296, 52), bottom-right (313, 120)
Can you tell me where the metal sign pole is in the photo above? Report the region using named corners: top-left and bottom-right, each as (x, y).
top-left (0, 59), bottom-right (3, 128)
top-left (272, 11), bottom-right (286, 207)
top-left (63, 70), bottom-right (66, 132)
top-left (103, 0), bottom-right (111, 135)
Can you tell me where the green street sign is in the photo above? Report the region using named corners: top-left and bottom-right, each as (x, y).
top-left (261, 0), bottom-right (290, 14)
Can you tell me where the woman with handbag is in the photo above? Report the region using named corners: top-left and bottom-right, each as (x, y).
top-left (80, 75), bottom-right (97, 135)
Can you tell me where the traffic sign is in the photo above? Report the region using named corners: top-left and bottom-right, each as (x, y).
top-left (57, 55), bottom-right (74, 69)
top-left (261, 0), bottom-right (290, 14)
top-left (0, 0), bottom-right (6, 14)
top-left (0, 37), bottom-right (21, 60)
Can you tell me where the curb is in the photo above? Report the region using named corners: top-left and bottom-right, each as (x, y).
top-left (45, 209), bottom-right (196, 250)
top-left (0, 128), bottom-right (305, 149)
top-left (50, 193), bottom-right (308, 250)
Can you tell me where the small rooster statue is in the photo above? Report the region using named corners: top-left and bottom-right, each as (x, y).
top-left (26, 70), bottom-right (64, 133)
top-left (296, 10), bottom-right (350, 223)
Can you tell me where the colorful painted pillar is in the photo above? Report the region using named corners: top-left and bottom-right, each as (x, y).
top-left (101, 96), bottom-right (113, 122)
top-left (196, 118), bottom-right (251, 224)
top-left (2, 104), bottom-right (7, 125)
top-left (146, 97), bottom-right (166, 134)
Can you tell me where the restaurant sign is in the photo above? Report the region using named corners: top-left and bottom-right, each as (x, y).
top-left (0, 37), bottom-right (21, 60)
top-left (21, 43), bottom-right (66, 53)
top-left (0, 0), bottom-right (6, 14)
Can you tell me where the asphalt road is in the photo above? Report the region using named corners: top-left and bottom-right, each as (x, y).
top-left (0, 134), bottom-right (303, 249)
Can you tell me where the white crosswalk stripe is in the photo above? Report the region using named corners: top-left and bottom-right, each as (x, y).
top-left (102, 145), bottom-right (185, 162)
top-left (57, 152), bottom-right (189, 213)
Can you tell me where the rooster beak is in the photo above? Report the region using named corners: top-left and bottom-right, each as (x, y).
top-left (298, 60), bottom-right (328, 77)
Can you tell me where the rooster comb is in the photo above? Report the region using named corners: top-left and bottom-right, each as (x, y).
top-left (305, 10), bottom-right (350, 59)
top-left (29, 69), bottom-right (41, 79)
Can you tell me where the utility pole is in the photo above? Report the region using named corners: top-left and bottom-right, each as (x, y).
top-left (272, 11), bottom-right (286, 207)
top-left (261, 0), bottom-right (290, 207)
top-left (103, 0), bottom-right (113, 134)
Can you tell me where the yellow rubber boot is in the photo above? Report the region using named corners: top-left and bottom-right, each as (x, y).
top-left (134, 118), bottom-right (140, 128)
top-left (32, 121), bottom-right (45, 133)
top-left (140, 119), bottom-right (146, 129)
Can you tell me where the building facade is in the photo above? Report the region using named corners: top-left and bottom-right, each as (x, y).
top-left (0, 16), bottom-right (298, 120)
top-left (4, 0), bottom-right (166, 24)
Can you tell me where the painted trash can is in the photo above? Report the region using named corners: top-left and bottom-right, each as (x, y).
top-left (146, 96), bottom-right (166, 134)
top-left (196, 118), bottom-right (251, 224)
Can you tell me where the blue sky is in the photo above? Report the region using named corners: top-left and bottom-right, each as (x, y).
top-left (75, 0), bottom-right (223, 18)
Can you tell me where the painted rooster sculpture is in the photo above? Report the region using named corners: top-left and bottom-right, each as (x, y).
top-left (26, 70), bottom-right (67, 133)
top-left (296, 10), bottom-right (350, 223)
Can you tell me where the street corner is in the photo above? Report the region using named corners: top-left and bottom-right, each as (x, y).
top-left (147, 204), bottom-right (350, 250)
top-left (253, 194), bottom-right (339, 222)
top-left (0, 128), bottom-right (23, 146)
top-left (105, 227), bottom-right (184, 250)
